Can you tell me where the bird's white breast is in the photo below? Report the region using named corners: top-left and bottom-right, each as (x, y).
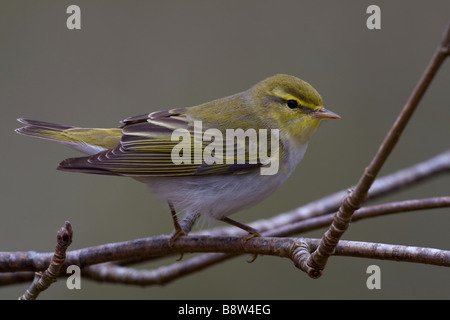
top-left (138, 139), bottom-right (309, 224)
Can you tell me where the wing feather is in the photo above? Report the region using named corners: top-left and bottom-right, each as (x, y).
top-left (58, 109), bottom-right (267, 177)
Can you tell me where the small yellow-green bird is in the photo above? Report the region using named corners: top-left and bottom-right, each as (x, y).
top-left (16, 74), bottom-right (339, 244)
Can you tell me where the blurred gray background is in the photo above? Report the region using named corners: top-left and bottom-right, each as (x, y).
top-left (1, 1), bottom-right (449, 299)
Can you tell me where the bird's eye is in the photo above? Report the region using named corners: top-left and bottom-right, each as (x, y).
top-left (286, 100), bottom-right (298, 109)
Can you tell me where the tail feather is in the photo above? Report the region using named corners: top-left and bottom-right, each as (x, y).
top-left (15, 118), bottom-right (75, 143)
top-left (15, 118), bottom-right (122, 155)
top-left (17, 118), bottom-right (74, 131)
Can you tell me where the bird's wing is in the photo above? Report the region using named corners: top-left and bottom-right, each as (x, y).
top-left (58, 109), bottom-right (272, 177)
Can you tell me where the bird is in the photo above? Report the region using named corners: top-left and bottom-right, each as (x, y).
top-left (16, 74), bottom-right (340, 245)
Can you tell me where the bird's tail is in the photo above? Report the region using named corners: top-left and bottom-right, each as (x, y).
top-left (15, 118), bottom-right (122, 155)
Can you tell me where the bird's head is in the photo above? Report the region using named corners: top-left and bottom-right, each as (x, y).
top-left (249, 74), bottom-right (340, 144)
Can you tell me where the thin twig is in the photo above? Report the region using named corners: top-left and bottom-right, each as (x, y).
top-left (305, 22), bottom-right (450, 279)
top-left (268, 196), bottom-right (450, 237)
top-left (18, 221), bottom-right (73, 300)
top-left (0, 271), bottom-right (34, 285)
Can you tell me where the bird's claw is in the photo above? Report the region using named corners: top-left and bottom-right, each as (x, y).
top-left (241, 231), bottom-right (261, 263)
top-left (169, 229), bottom-right (186, 247)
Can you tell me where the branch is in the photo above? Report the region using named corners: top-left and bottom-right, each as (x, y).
top-left (305, 21), bottom-right (450, 278)
top-left (82, 236), bottom-right (450, 286)
top-left (1, 196), bottom-right (449, 288)
top-left (80, 197), bottom-right (450, 285)
top-left (18, 222), bottom-right (73, 300)
top-left (267, 196), bottom-right (450, 237)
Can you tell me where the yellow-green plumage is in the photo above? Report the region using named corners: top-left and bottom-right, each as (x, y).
top-left (16, 74), bottom-right (339, 236)
top-left (16, 119), bottom-right (122, 152)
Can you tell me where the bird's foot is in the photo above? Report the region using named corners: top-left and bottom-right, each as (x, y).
top-left (169, 229), bottom-right (186, 248)
top-left (241, 230), bottom-right (261, 263)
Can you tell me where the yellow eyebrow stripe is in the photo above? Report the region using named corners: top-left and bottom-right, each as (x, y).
top-left (272, 88), bottom-right (314, 108)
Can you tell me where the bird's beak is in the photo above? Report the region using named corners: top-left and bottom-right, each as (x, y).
top-left (313, 107), bottom-right (340, 119)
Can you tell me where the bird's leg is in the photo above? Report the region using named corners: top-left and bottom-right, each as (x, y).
top-left (180, 211), bottom-right (200, 235)
top-left (220, 217), bottom-right (261, 263)
top-left (168, 202), bottom-right (186, 247)
top-left (220, 217), bottom-right (261, 242)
